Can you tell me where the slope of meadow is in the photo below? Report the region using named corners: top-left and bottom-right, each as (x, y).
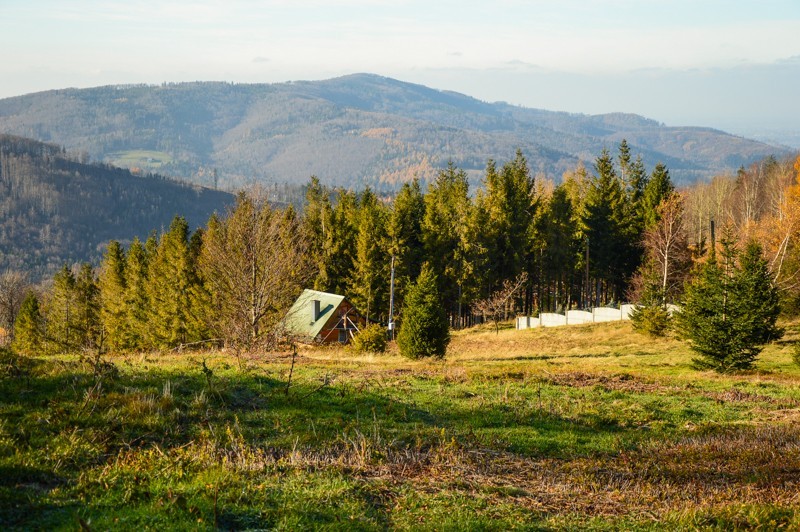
top-left (2, 321), bottom-right (800, 530)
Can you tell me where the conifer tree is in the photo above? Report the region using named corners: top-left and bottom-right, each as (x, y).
top-left (186, 228), bottom-right (212, 341)
top-left (388, 179), bottom-right (425, 313)
top-left (482, 150), bottom-right (537, 293)
top-left (123, 237), bottom-right (149, 350)
top-left (582, 148), bottom-right (629, 303)
top-left (349, 188), bottom-right (389, 323)
top-left (73, 263), bottom-right (101, 350)
top-left (146, 216), bottom-right (193, 348)
top-left (302, 176), bottom-right (333, 287)
top-left (422, 162), bottom-right (472, 322)
top-left (642, 163), bottom-right (675, 228)
top-left (316, 189), bottom-right (357, 295)
top-left (397, 264), bottom-right (449, 359)
top-left (675, 237), bottom-right (781, 372)
top-left (46, 265), bottom-right (77, 353)
top-left (12, 291), bottom-right (43, 356)
top-left (98, 241), bottom-right (127, 352)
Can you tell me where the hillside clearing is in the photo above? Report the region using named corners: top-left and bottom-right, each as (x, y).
top-left (2, 321), bottom-right (800, 530)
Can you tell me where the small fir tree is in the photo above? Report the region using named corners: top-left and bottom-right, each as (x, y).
top-left (675, 238), bottom-right (781, 372)
top-left (629, 262), bottom-right (671, 337)
top-left (12, 291), bottom-right (43, 356)
top-left (397, 264), bottom-right (449, 359)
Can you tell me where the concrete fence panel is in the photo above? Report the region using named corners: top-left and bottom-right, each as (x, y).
top-left (540, 313), bottom-right (567, 327)
top-left (620, 304), bottom-right (636, 320)
top-left (593, 307), bottom-right (622, 322)
top-left (566, 310), bottom-right (593, 324)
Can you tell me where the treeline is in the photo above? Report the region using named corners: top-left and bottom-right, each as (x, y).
top-left (7, 142), bottom-right (800, 362)
top-left (12, 196), bottom-right (309, 354)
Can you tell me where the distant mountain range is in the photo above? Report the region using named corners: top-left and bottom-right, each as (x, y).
top-left (0, 74), bottom-right (788, 189)
top-left (0, 134), bottom-right (232, 279)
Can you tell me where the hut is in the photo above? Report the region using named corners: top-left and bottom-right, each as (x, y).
top-left (283, 289), bottom-right (366, 344)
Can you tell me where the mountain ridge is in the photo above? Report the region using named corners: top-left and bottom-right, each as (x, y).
top-left (0, 73), bottom-right (787, 189)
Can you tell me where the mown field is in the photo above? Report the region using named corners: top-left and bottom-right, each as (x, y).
top-left (2, 321), bottom-right (800, 530)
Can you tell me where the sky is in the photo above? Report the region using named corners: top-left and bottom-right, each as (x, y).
top-left (2, 0), bottom-right (800, 144)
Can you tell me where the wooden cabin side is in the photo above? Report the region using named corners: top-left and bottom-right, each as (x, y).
top-left (316, 299), bottom-right (366, 344)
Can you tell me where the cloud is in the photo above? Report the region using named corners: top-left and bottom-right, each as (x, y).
top-left (252, 56), bottom-right (270, 63)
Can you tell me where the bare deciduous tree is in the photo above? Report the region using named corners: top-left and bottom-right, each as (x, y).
top-left (643, 194), bottom-right (692, 303)
top-left (473, 272), bottom-right (528, 334)
top-left (199, 190), bottom-right (314, 351)
top-left (0, 270), bottom-right (29, 345)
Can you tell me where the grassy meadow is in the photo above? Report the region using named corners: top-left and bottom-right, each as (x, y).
top-left (2, 321), bottom-right (800, 530)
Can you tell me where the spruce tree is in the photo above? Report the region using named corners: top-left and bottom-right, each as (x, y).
top-left (388, 179), bottom-right (425, 312)
top-left (642, 163), bottom-right (675, 228)
top-left (397, 264), bottom-right (449, 359)
top-left (422, 162), bottom-right (472, 321)
top-left (675, 238), bottom-right (781, 372)
top-left (146, 216), bottom-right (193, 348)
top-left (123, 237), bottom-right (149, 350)
top-left (46, 265), bottom-right (77, 353)
top-left (12, 291), bottom-right (43, 356)
top-left (73, 263), bottom-right (101, 350)
top-left (98, 241), bottom-right (127, 352)
top-left (349, 188), bottom-right (389, 323)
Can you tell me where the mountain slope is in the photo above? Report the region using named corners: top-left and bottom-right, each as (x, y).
top-left (0, 134), bottom-right (233, 279)
top-left (0, 74), bottom-right (786, 188)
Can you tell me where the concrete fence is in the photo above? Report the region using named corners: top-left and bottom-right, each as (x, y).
top-left (516, 304), bottom-right (680, 330)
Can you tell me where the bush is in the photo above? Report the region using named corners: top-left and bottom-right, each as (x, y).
top-left (792, 342), bottom-right (800, 369)
top-left (630, 304), bottom-right (671, 337)
top-left (351, 323), bottom-right (387, 354)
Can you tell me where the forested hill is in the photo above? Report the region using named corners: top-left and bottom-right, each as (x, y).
top-left (0, 74), bottom-right (785, 189)
top-left (0, 135), bottom-right (233, 279)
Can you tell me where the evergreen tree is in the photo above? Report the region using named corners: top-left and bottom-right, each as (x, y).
top-left (73, 263), bottom-right (101, 350)
top-left (388, 179), bottom-right (425, 313)
top-left (397, 264), bottom-right (449, 359)
top-left (316, 189), bottom-right (357, 295)
top-left (582, 148), bottom-right (629, 303)
top-left (349, 188), bottom-right (389, 322)
top-left (98, 241), bottom-right (127, 352)
top-left (146, 216), bottom-right (194, 348)
top-left (302, 176), bottom-right (333, 288)
top-left (123, 237), bottom-right (149, 350)
top-left (675, 237), bottom-right (781, 372)
top-left (537, 185), bottom-right (580, 312)
top-left (12, 291), bottom-right (43, 356)
top-left (46, 265), bottom-right (77, 353)
top-left (482, 150), bottom-right (537, 293)
top-left (186, 228), bottom-right (212, 341)
top-left (629, 261), bottom-right (671, 336)
top-left (642, 163), bottom-right (675, 228)
top-left (422, 162), bottom-right (472, 322)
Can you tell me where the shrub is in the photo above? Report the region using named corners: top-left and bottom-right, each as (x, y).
top-left (351, 323), bottom-right (387, 354)
top-left (630, 304), bottom-right (671, 337)
top-left (792, 342), bottom-right (800, 369)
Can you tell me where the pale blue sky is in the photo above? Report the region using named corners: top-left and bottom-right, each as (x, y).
top-left (2, 1), bottom-right (799, 138)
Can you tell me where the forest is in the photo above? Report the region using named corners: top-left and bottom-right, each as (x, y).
top-left (4, 139), bottom-right (799, 364)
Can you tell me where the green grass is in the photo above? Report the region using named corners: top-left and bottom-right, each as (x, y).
top-left (108, 150), bottom-right (174, 171)
top-left (2, 321), bottom-right (800, 530)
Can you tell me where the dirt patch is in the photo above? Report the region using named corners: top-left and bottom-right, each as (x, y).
top-left (705, 388), bottom-right (800, 407)
top-left (542, 371), bottom-right (678, 394)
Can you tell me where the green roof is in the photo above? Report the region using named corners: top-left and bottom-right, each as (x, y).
top-left (283, 289), bottom-right (346, 341)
